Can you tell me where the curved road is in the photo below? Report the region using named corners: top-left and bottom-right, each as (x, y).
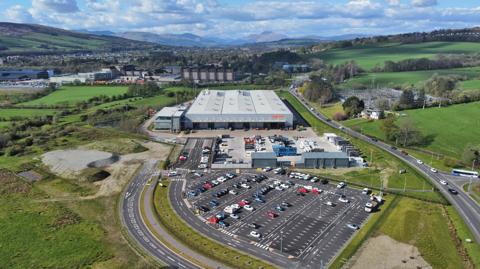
top-left (288, 88), bottom-right (480, 243)
top-left (119, 160), bottom-right (200, 269)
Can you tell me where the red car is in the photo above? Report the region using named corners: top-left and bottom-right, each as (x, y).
top-left (298, 187), bottom-right (308, 193)
top-left (203, 183), bottom-right (213, 190)
top-left (267, 211), bottom-right (278, 219)
top-left (179, 155), bottom-right (187, 161)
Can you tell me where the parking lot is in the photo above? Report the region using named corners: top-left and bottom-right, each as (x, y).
top-left (174, 138), bottom-right (213, 170)
top-left (185, 169), bottom-right (374, 267)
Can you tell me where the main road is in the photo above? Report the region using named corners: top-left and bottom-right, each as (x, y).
top-left (288, 87), bottom-right (480, 243)
top-left (119, 160), bottom-right (201, 269)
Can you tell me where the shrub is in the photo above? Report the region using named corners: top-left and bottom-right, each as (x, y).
top-left (332, 112), bottom-right (348, 121)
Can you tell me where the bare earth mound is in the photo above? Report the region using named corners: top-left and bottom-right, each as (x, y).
top-left (42, 149), bottom-right (115, 178)
top-left (350, 235), bottom-right (432, 269)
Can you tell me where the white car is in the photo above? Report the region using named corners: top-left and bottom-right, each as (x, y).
top-left (263, 167), bottom-right (272, 172)
top-left (430, 168), bottom-right (438, 173)
top-left (198, 164), bottom-right (207, 169)
top-left (440, 180), bottom-right (448, 185)
top-left (417, 159), bottom-right (424, 164)
top-left (229, 190), bottom-right (238, 195)
top-left (168, 171), bottom-right (177, 176)
top-left (244, 205), bottom-right (254, 211)
top-left (230, 214), bottom-right (239, 219)
top-left (337, 182), bottom-right (346, 188)
top-left (275, 186), bottom-right (284, 191)
top-left (241, 183), bottom-right (251, 189)
top-left (231, 203), bottom-right (240, 209)
top-left (347, 223), bottom-right (359, 230)
top-left (339, 197), bottom-right (349, 203)
top-left (304, 185), bottom-right (313, 191)
top-left (249, 231), bottom-right (261, 238)
top-left (280, 183), bottom-right (290, 189)
top-left (326, 201), bottom-right (335, 207)
top-left (362, 188), bottom-right (369, 195)
top-left (217, 177), bottom-right (227, 183)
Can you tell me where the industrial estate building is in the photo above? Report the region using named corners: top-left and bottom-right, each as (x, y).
top-left (154, 90), bottom-right (294, 131)
top-left (182, 67), bottom-right (235, 82)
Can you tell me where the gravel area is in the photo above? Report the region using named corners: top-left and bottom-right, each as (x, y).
top-left (42, 149), bottom-right (114, 177)
top-left (350, 235), bottom-right (431, 269)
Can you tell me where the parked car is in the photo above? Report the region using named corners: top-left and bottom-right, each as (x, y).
top-left (229, 189), bottom-right (238, 195)
top-left (326, 201), bottom-right (335, 207)
top-left (249, 231), bottom-right (261, 238)
top-left (337, 182), bottom-right (346, 188)
top-left (230, 214), bottom-right (239, 219)
top-left (416, 159), bottom-right (424, 164)
top-left (248, 223), bottom-right (259, 229)
top-left (267, 211), bottom-right (277, 219)
top-left (339, 197), bottom-right (349, 203)
top-left (440, 180), bottom-right (448, 185)
top-left (244, 205), bottom-right (254, 211)
top-left (263, 167), bottom-right (272, 172)
top-left (347, 223), bottom-right (359, 230)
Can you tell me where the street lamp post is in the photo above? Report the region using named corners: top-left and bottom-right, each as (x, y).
top-left (469, 159), bottom-right (477, 193)
top-left (280, 230), bottom-right (283, 253)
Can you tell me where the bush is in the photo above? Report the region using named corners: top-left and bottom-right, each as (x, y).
top-left (443, 157), bottom-right (462, 168)
top-left (332, 112), bottom-right (348, 121)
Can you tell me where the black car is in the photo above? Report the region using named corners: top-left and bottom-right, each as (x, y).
top-left (390, 146), bottom-right (397, 150)
top-left (448, 188), bottom-right (458, 195)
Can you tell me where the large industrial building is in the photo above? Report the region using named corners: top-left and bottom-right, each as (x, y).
top-left (186, 90), bottom-right (293, 129)
top-left (154, 90), bottom-right (294, 131)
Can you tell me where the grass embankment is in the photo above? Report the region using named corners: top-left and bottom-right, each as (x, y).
top-left (19, 85), bottom-right (129, 106)
top-left (0, 169), bottom-right (112, 269)
top-left (459, 79), bottom-right (480, 91)
top-left (307, 41), bottom-right (480, 70)
top-left (343, 101), bottom-right (480, 162)
top-left (153, 181), bottom-right (275, 269)
top-left (278, 91), bottom-right (445, 202)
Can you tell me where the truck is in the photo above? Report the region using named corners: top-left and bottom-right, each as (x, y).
top-left (365, 201), bottom-right (378, 213)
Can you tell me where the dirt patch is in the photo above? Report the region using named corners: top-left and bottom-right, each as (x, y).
top-left (41, 149), bottom-right (115, 178)
top-left (350, 235), bottom-right (432, 269)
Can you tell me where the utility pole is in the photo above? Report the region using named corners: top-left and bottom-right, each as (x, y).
top-left (469, 159), bottom-right (477, 193)
top-left (403, 173), bottom-right (407, 192)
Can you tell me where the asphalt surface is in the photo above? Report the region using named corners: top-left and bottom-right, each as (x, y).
top-left (174, 138), bottom-right (207, 170)
top-left (119, 160), bottom-right (200, 269)
top-left (289, 87), bottom-right (480, 243)
top-left (174, 171), bottom-right (371, 268)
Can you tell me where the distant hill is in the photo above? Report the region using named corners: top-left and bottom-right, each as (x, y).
top-left (115, 31), bottom-right (233, 47)
top-left (0, 22), bottom-right (160, 55)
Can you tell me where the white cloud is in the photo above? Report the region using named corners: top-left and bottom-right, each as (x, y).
top-left (4, 5), bottom-right (33, 23)
top-left (411, 0), bottom-right (437, 7)
top-left (2, 0), bottom-right (480, 39)
top-left (31, 0), bottom-right (79, 13)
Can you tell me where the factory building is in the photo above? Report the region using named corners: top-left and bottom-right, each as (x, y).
top-left (153, 106), bottom-right (187, 132)
top-left (184, 90), bottom-right (293, 129)
top-left (182, 67), bottom-right (235, 82)
top-left (251, 151), bottom-right (350, 169)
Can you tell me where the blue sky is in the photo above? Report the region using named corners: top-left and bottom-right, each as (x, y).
top-left (2, 0), bottom-right (480, 38)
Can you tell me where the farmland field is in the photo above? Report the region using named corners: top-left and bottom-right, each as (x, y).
top-left (308, 41), bottom-right (480, 70)
top-left (0, 108), bottom-right (58, 119)
top-left (344, 101), bottom-right (480, 159)
top-left (19, 86), bottom-right (128, 106)
top-left (339, 67), bottom-right (480, 89)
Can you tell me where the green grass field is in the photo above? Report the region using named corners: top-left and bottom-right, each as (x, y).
top-left (0, 170), bottom-right (111, 269)
top-left (339, 66), bottom-right (480, 89)
top-left (459, 79), bottom-right (480, 91)
top-left (345, 102), bottom-right (480, 160)
top-left (0, 108), bottom-right (59, 119)
top-left (19, 86), bottom-right (128, 106)
top-left (308, 42), bottom-right (480, 70)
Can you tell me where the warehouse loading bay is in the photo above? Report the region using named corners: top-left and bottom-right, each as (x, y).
top-left (184, 170), bottom-right (379, 267)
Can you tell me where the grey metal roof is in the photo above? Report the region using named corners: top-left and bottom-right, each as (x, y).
top-left (302, 152), bottom-right (349, 159)
top-left (155, 106), bottom-right (186, 118)
top-left (251, 152), bottom-right (277, 159)
top-left (186, 89), bottom-right (291, 116)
